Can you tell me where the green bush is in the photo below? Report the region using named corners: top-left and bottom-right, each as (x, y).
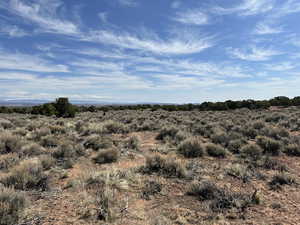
top-left (177, 137), bottom-right (204, 158)
top-left (256, 136), bottom-right (282, 156)
top-left (284, 144), bottom-right (300, 157)
top-left (54, 97), bottom-right (76, 118)
top-left (0, 133), bottom-right (23, 154)
top-left (206, 143), bottom-right (227, 158)
top-left (241, 144), bottom-right (263, 161)
top-left (0, 187), bottom-right (26, 225)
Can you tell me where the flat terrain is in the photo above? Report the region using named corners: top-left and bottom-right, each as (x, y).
top-left (1, 107), bottom-right (300, 225)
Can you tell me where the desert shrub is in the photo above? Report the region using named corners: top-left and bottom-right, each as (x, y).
top-left (227, 139), bottom-right (246, 154)
top-left (0, 132), bottom-right (23, 154)
top-left (226, 164), bottom-right (252, 182)
top-left (210, 190), bottom-right (255, 213)
top-left (156, 126), bottom-right (179, 141)
top-left (177, 137), bottom-right (204, 158)
top-left (269, 173), bottom-right (296, 189)
top-left (40, 135), bottom-right (59, 148)
top-left (0, 153), bottom-right (20, 171)
top-left (95, 188), bottom-right (115, 222)
top-left (52, 142), bottom-right (84, 159)
top-left (125, 135), bottom-right (140, 150)
top-left (21, 143), bottom-right (45, 156)
top-left (261, 157), bottom-right (287, 171)
top-left (186, 181), bottom-right (221, 200)
top-left (32, 127), bottom-right (51, 140)
top-left (242, 127), bottom-right (258, 139)
top-left (261, 126), bottom-right (289, 140)
top-left (1, 158), bottom-right (48, 191)
top-left (54, 97), bottom-right (76, 118)
top-left (93, 148), bottom-right (119, 164)
top-left (0, 118), bottom-right (12, 129)
top-left (142, 180), bottom-right (162, 200)
top-left (84, 135), bottom-right (113, 151)
top-left (284, 144), bottom-right (300, 157)
top-left (211, 132), bottom-right (230, 147)
top-left (252, 120), bottom-right (265, 130)
top-left (241, 144), bottom-right (263, 161)
top-left (0, 187), bottom-right (26, 225)
top-left (256, 136), bottom-right (282, 156)
top-left (142, 154), bottom-right (187, 178)
top-left (39, 154), bottom-right (55, 170)
top-left (102, 120), bottom-right (127, 134)
top-left (206, 143), bottom-right (227, 158)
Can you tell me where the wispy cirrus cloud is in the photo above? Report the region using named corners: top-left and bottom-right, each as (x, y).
top-left (172, 10), bottom-right (209, 25)
top-left (117, 0), bottom-right (137, 7)
top-left (0, 49), bottom-right (69, 73)
top-left (0, 24), bottom-right (28, 37)
top-left (228, 46), bottom-right (283, 61)
top-left (264, 62), bottom-right (296, 71)
top-left (83, 29), bottom-right (214, 55)
top-left (254, 21), bottom-right (284, 35)
top-left (0, 0), bottom-right (79, 35)
top-left (212, 0), bottom-right (275, 16)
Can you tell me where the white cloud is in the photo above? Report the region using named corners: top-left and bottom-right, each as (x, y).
top-left (0, 24), bottom-right (28, 37)
top-left (83, 29), bottom-right (214, 55)
top-left (117, 0), bottom-right (137, 7)
top-left (254, 21), bottom-right (284, 35)
top-left (173, 10), bottom-right (209, 25)
top-left (1, 0), bottom-right (79, 35)
top-left (0, 49), bottom-right (69, 73)
top-left (213, 0), bottom-right (275, 16)
top-left (228, 46), bottom-right (283, 61)
top-left (264, 62), bottom-right (296, 71)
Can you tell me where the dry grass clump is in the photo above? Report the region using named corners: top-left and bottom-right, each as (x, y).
top-left (141, 154), bottom-right (187, 178)
top-left (101, 120), bottom-right (127, 134)
top-left (226, 164), bottom-right (252, 182)
top-left (256, 136), bottom-right (282, 156)
top-left (177, 137), bottom-right (204, 158)
top-left (227, 139), bottom-right (246, 154)
top-left (206, 143), bottom-right (227, 158)
top-left (125, 135), bottom-right (140, 150)
top-left (0, 187), bottom-right (26, 225)
top-left (142, 179), bottom-right (162, 200)
top-left (93, 148), bottom-right (119, 164)
top-left (1, 158), bottom-right (48, 191)
top-left (0, 132), bottom-right (23, 154)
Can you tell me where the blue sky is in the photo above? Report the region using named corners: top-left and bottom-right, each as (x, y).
top-left (1, 0), bottom-right (300, 103)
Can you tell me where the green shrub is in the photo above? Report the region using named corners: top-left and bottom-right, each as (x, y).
top-left (2, 158), bottom-right (48, 191)
top-left (21, 143), bottom-right (45, 156)
top-left (40, 135), bottom-right (59, 148)
top-left (241, 144), bottom-right (263, 161)
top-left (186, 181), bottom-right (221, 200)
top-left (256, 136), bottom-right (282, 156)
top-left (227, 139), bottom-right (245, 154)
top-left (177, 137), bottom-right (204, 158)
top-left (206, 143), bottom-right (227, 158)
top-left (0, 187), bottom-right (26, 225)
top-left (93, 148), bottom-right (119, 164)
top-left (54, 97), bottom-right (76, 118)
top-left (284, 144), bottom-right (300, 157)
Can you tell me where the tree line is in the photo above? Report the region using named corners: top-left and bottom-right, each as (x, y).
top-left (1, 96), bottom-right (300, 117)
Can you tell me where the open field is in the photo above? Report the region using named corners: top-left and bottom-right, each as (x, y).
top-left (1, 107), bottom-right (300, 225)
